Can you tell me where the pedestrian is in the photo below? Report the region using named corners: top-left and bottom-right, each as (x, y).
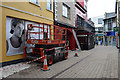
top-left (100, 40), bottom-right (102, 45)
top-left (96, 41), bottom-right (98, 45)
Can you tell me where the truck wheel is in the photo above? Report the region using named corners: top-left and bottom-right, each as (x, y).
top-left (63, 52), bottom-right (68, 60)
top-left (47, 55), bottom-right (54, 66)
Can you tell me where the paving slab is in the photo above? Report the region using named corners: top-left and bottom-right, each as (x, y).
top-left (6, 46), bottom-right (118, 79)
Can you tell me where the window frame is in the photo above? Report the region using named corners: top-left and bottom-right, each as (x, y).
top-left (62, 3), bottom-right (70, 19)
top-left (47, 0), bottom-right (53, 11)
top-left (77, 15), bottom-right (84, 27)
top-left (98, 18), bottom-right (103, 24)
top-left (108, 22), bottom-right (112, 30)
top-left (30, 0), bottom-right (40, 7)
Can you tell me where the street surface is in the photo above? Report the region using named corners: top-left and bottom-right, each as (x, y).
top-left (7, 46), bottom-right (118, 78)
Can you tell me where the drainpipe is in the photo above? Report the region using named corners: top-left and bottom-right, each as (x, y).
top-left (117, 1), bottom-right (120, 52)
top-left (53, 0), bottom-right (55, 25)
top-left (118, 6), bottom-right (120, 52)
top-left (103, 24), bottom-right (105, 46)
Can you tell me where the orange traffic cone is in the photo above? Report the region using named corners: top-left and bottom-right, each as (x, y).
top-left (74, 48), bottom-right (79, 57)
top-left (41, 55), bottom-right (50, 71)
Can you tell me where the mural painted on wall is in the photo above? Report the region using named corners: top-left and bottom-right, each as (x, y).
top-left (6, 17), bottom-right (38, 56)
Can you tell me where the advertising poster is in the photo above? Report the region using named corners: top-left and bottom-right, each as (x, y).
top-left (6, 17), bottom-right (25, 56)
top-left (6, 17), bottom-right (39, 56)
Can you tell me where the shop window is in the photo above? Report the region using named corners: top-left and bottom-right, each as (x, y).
top-left (62, 29), bottom-right (66, 40)
top-left (44, 25), bottom-right (50, 40)
top-left (44, 32), bottom-right (47, 40)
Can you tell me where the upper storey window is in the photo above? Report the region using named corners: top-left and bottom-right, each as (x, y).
top-left (47, 0), bottom-right (52, 11)
top-left (30, 0), bottom-right (40, 6)
top-left (63, 3), bottom-right (70, 18)
top-left (30, 0), bottom-right (39, 4)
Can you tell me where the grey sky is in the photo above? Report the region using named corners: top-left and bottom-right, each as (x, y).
top-left (87, 0), bottom-right (116, 18)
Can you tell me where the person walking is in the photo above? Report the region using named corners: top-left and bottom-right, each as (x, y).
top-left (96, 41), bottom-right (98, 45)
top-left (100, 40), bottom-right (102, 45)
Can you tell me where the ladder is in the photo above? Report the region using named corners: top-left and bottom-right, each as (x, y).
top-left (72, 29), bottom-right (81, 50)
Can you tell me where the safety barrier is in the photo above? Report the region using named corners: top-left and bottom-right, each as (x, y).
top-left (0, 56), bottom-right (44, 72)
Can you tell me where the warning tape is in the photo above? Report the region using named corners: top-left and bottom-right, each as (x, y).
top-left (45, 46), bottom-right (68, 52)
top-left (0, 56), bottom-right (44, 72)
